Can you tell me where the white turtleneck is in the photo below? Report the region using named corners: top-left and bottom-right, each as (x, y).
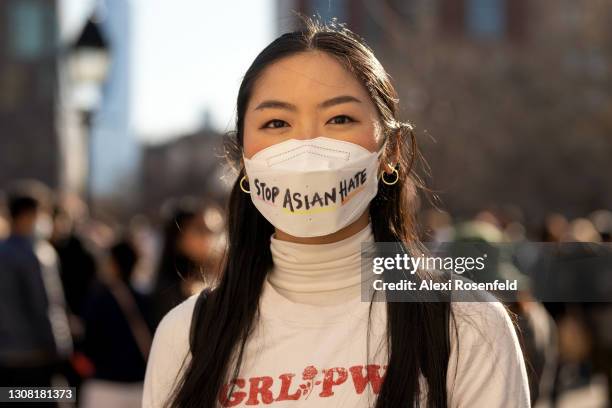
top-left (143, 223), bottom-right (530, 408)
top-left (267, 222), bottom-right (373, 305)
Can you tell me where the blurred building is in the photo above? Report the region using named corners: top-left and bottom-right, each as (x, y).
top-left (278, 0), bottom-right (612, 225)
top-left (278, 0), bottom-right (528, 41)
top-left (0, 0), bottom-right (62, 190)
top-left (141, 128), bottom-right (229, 214)
top-left (55, 0), bottom-right (141, 211)
top-left (0, 0), bottom-right (139, 205)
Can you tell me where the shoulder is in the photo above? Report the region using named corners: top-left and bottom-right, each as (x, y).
top-left (449, 298), bottom-right (525, 368)
top-left (0, 238), bottom-right (25, 263)
top-left (450, 294), bottom-right (514, 337)
top-left (447, 297), bottom-right (530, 407)
top-left (153, 292), bottom-right (200, 350)
top-left (449, 295), bottom-right (521, 362)
top-left (143, 292), bottom-right (201, 408)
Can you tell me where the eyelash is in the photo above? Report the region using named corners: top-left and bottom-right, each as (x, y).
top-left (261, 115), bottom-right (356, 129)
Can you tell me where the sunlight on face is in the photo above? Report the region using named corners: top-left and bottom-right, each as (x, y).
top-left (243, 51), bottom-right (383, 159)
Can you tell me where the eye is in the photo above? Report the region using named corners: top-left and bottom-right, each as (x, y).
top-left (327, 115), bottom-right (355, 125)
top-left (262, 119), bottom-right (289, 129)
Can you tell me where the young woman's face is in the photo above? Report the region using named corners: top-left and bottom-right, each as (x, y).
top-left (178, 213), bottom-right (211, 264)
top-left (243, 51), bottom-right (384, 159)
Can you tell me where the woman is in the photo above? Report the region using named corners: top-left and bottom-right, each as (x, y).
top-left (81, 239), bottom-right (153, 408)
top-left (151, 198), bottom-right (221, 327)
top-left (143, 19), bottom-right (530, 408)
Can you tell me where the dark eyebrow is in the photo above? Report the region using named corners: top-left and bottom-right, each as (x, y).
top-left (253, 95), bottom-right (362, 112)
top-left (318, 95), bottom-right (362, 109)
top-left (253, 100), bottom-right (297, 111)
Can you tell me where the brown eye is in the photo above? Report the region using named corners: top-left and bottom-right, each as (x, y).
top-left (327, 115), bottom-right (355, 125)
top-left (263, 119), bottom-right (289, 129)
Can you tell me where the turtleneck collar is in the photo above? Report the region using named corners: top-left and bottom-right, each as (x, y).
top-left (267, 222), bottom-right (374, 305)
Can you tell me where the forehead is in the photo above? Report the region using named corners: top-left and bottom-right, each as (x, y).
top-left (248, 51), bottom-right (372, 107)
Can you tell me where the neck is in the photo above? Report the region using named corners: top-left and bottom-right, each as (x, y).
top-left (10, 222), bottom-right (34, 238)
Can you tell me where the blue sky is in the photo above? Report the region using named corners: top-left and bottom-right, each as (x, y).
top-left (59, 0), bottom-right (276, 143)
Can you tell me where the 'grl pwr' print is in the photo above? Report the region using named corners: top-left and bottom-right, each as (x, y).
top-left (253, 168), bottom-right (368, 214)
top-left (219, 364), bottom-right (387, 406)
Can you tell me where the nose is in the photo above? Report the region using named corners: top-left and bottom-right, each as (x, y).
top-left (293, 116), bottom-right (322, 140)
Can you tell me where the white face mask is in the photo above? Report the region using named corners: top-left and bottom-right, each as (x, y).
top-left (243, 136), bottom-right (384, 238)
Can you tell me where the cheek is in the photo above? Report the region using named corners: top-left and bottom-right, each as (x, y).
top-left (345, 120), bottom-right (381, 152)
top-left (243, 132), bottom-right (269, 159)
top-left (242, 114), bottom-right (273, 159)
top-left (358, 132), bottom-right (380, 151)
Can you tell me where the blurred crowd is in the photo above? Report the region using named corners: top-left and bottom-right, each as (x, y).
top-left (0, 180), bottom-right (225, 408)
top-left (423, 206), bottom-right (612, 408)
top-left (0, 179), bottom-right (611, 407)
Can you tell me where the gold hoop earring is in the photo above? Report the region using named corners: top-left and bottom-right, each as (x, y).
top-left (240, 175), bottom-right (251, 193)
top-left (381, 167), bottom-right (399, 186)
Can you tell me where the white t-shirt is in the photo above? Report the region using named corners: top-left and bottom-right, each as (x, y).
top-left (143, 224), bottom-right (530, 407)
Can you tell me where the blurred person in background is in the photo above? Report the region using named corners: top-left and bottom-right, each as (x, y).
top-left (494, 205), bottom-right (542, 287)
top-left (498, 204), bottom-right (528, 242)
top-left (0, 181), bottom-right (72, 404)
top-left (563, 215), bottom-right (612, 406)
top-left (537, 211), bottom-right (570, 393)
top-left (150, 197), bottom-right (223, 327)
top-left (0, 195), bottom-right (8, 239)
top-left (0, 215), bottom-right (8, 240)
top-left (534, 216), bottom-right (612, 406)
top-left (452, 218), bottom-right (558, 406)
top-left (540, 213), bottom-right (569, 243)
top-left (49, 194), bottom-right (100, 403)
top-left (79, 239), bottom-right (154, 408)
top-left (50, 194), bottom-right (98, 322)
top-left (589, 209), bottom-right (612, 243)
top-left (128, 215), bottom-right (162, 293)
top-left (420, 208), bottom-right (453, 243)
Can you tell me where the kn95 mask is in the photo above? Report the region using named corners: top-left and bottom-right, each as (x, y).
top-left (242, 136), bottom-right (383, 238)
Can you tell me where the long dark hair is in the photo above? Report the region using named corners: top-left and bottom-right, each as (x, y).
top-left (155, 198), bottom-right (203, 285)
top-left (167, 18), bottom-right (452, 408)
top-left (152, 198), bottom-right (205, 325)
